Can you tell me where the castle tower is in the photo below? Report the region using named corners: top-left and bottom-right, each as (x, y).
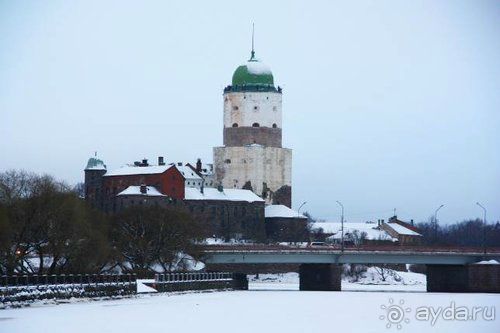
top-left (213, 48), bottom-right (292, 207)
top-left (84, 154), bottom-right (107, 209)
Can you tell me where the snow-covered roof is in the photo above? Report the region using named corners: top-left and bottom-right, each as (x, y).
top-left (184, 187), bottom-right (264, 203)
top-left (245, 59), bottom-right (272, 75)
top-left (313, 222), bottom-right (398, 242)
top-left (198, 163), bottom-right (214, 176)
top-left (385, 222), bottom-right (422, 236)
top-left (265, 205), bottom-right (305, 219)
top-left (117, 186), bottom-right (166, 197)
top-left (175, 165), bottom-right (202, 180)
top-left (105, 165), bottom-right (173, 177)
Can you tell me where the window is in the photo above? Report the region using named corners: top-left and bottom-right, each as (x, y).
top-left (253, 106), bottom-right (258, 110)
top-left (233, 106), bottom-right (239, 110)
top-left (252, 123), bottom-right (260, 127)
top-left (232, 123), bottom-right (238, 127)
top-left (272, 123), bottom-right (277, 128)
top-left (225, 159), bottom-right (231, 164)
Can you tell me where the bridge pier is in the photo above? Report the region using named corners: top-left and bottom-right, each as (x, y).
top-left (299, 264), bottom-right (341, 291)
top-left (232, 273), bottom-right (249, 290)
top-left (427, 264), bottom-right (500, 293)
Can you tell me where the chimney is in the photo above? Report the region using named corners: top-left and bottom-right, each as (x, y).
top-left (158, 156), bottom-right (165, 166)
top-left (141, 158), bottom-right (148, 166)
top-left (196, 158), bottom-right (202, 173)
top-left (377, 219), bottom-right (381, 227)
top-left (177, 162), bottom-right (182, 166)
top-left (217, 184), bottom-right (223, 192)
top-left (410, 219), bottom-right (414, 226)
top-left (140, 184), bottom-right (147, 194)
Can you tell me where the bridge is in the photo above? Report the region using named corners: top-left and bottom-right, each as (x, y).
top-left (201, 245), bottom-right (500, 293)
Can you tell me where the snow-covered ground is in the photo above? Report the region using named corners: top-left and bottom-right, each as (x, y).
top-left (1, 290), bottom-right (498, 333)
top-left (137, 279), bottom-right (157, 293)
top-left (248, 268), bottom-right (427, 292)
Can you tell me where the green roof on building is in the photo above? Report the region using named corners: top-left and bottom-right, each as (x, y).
top-left (231, 51), bottom-right (274, 88)
top-left (85, 156), bottom-right (106, 171)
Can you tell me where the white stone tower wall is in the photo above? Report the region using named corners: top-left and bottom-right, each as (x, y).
top-left (213, 145), bottom-right (292, 202)
top-left (223, 92), bottom-right (282, 129)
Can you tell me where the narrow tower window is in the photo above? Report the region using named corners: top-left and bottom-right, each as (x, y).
top-left (252, 123), bottom-right (260, 127)
top-left (232, 123), bottom-right (238, 128)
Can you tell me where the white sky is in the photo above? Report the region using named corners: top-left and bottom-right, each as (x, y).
top-left (1, 0), bottom-right (499, 224)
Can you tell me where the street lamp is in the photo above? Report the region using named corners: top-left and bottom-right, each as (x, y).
top-left (476, 202), bottom-right (487, 254)
top-left (434, 204), bottom-right (444, 222)
top-left (298, 201), bottom-right (307, 218)
top-left (336, 201), bottom-right (344, 252)
top-left (433, 204), bottom-right (444, 243)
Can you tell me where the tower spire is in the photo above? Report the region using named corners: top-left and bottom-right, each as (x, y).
top-left (251, 23), bottom-right (255, 60)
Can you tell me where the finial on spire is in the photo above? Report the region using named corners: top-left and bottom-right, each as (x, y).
top-left (250, 23), bottom-right (255, 60)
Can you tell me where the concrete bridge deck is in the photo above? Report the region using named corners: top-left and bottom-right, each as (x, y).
top-left (201, 245), bottom-right (500, 265)
top-left (202, 245), bottom-right (500, 293)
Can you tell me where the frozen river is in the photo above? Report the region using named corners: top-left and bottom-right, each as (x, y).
top-left (1, 289), bottom-right (498, 333)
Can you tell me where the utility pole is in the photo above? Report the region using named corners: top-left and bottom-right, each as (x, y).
top-left (336, 201), bottom-right (344, 252)
top-left (476, 202), bottom-right (487, 254)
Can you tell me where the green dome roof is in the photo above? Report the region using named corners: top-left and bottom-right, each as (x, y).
top-left (232, 52), bottom-right (274, 87)
top-left (85, 156), bottom-right (106, 171)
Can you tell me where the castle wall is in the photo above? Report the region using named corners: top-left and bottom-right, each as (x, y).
top-left (213, 145), bottom-right (292, 205)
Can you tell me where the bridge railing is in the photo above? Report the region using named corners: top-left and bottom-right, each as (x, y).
top-left (155, 272), bottom-right (232, 283)
top-left (1, 274), bottom-right (137, 306)
top-left (0, 273), bottom-right (136, 287)
top-left (153, 272), bottom-right (246, 292)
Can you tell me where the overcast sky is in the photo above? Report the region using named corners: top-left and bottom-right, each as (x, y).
top-left (1, 0), bottom-right (499, 224)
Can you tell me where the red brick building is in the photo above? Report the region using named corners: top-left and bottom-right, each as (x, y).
top-left (85, 157), bottom-right (186, 212)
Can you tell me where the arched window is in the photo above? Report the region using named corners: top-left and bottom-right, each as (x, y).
top-left (252, 123), bottom-right (260, 127)
top-left (232, 123), bottom-right (238, 127)
top-left (272, 123), bottom-right (277, 128)
top-left (233, 106), bottom-right (239, 110)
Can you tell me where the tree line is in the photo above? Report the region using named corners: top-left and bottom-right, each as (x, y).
top-left (0, 170), bottom-right (204, 277)
top-left (416, 218), bottom-right (500, 248)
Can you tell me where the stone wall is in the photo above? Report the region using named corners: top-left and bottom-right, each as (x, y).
top-left (223, 127), bottom-right (282, 147)
top-left (184, 199), bottom-right (266, 241)
top-left (213, 145), bottom-right (292, 205)
top-left (265, 217), bottom-right (308, 242)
